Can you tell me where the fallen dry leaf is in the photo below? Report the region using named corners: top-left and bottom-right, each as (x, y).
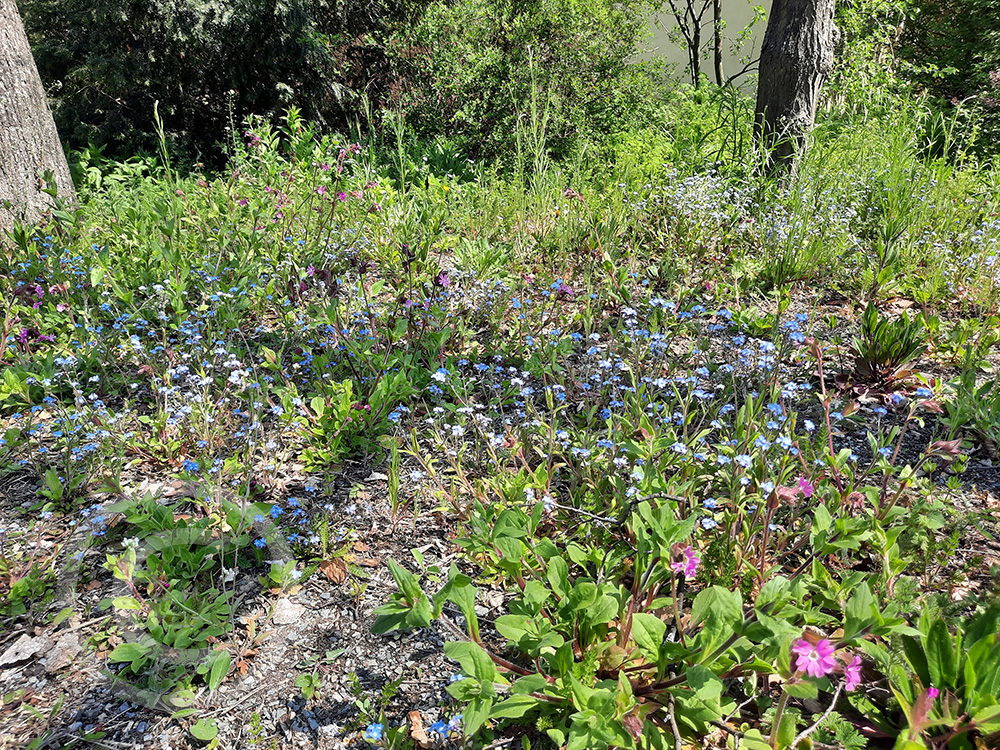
top-left (408, 711), bottom-right (431, 748)
top-left (353, 542), bottom-right (369, 552)
top-left (344, 554), bottom-right (379, 567)
top-left (319, 559), bottom-right (349, 583)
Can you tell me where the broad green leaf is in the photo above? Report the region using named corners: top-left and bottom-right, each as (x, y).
top-left (687, 664), bottom-right (723, 703)
top-left (444, 642), bottom-right (503, 685)
top-left (631, 613), bottom-right (666, 662)
top-left (208, 650), bottom-right (230, 692)
top-left (845, 582), bottom-right (878, 639)
top-left (510, 673), bottom-right (549, 695)
top-left (925, 619), bottom-right (957, 688)
top-left (108, 642), bottom-right (150, 663)
top-left (546, 556), bottom-right (570, 599)
top-left (813, 503), bottom-right (832, 533)
top-left (566, 581), bottom-right (598, 612)
top-left (189, 718), bottom-right (218, 741)
top-left (785, 679), bottom-right (819, 700)
top-left (738, 728), bottom-right (772, 750)
top-left (691, 586), bottom-right (743, 654)
top-left (490, 695), bottom-right (539, 719)
top-left (462, 697), bottom-right (493, 736)
top-left (112, 596), bottom-right (143, 611)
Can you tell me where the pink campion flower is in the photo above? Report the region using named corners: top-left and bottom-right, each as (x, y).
top-left (670, 546), bottom-right (701, 578)
top-left (844, 655), bottom-right (863, 691)
top-left (791, 638), bottom-right (837, 677)
top-left (337, 191), bottom-right (348, 202)
top-left (928, 686), bottom-right (939, 700)
top-left (797, 477), bottom-right (814, 498)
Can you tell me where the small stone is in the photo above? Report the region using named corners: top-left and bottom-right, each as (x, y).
top-left (0, 634), bottom-right (49, 667)
top-left (44, 633), bottom-right (82, 674)
top-left (272, 598), bottom-right (305, 625)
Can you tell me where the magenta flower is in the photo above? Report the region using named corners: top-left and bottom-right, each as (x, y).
top-left (927, 686), bottom-right (939, 700)
top-left (797, 477), bottom-right (814, 498)
top-left (670, 546), bottom-right (701, 578)
top-left (844, 655), bottom-right (862, 690)
top-left (791, 638), bottom-right (836, 677)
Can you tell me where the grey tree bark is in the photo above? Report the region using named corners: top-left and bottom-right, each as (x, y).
top-left (754, 0), bottom-right (836, 173)
top-left (0, 0), bottom-right (75, 230)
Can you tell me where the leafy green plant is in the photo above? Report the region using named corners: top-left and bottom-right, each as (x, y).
top-left (889, 605), bottom-right (1000, 748)
top-left (295, 673), bottom-right (322, 701)
top-left (373, 499), bottom-right (907, 747)
top-left (851, 303), bottom-right (927, 383)
top-left (942, 370), bottom-right (1000, 456)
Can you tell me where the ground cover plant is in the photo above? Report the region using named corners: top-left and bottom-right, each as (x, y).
top-left (2, 93), bottom-right (1000, 750)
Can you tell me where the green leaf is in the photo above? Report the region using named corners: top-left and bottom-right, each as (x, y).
top-left (208, 650), bottom-right (230, 692)
top-left (813, 503), bottom-right (832, 533)
top-left (587, 593), bottom-right (619, 626)
top-left (510, 674), bottom-right (549, 695)
top-left (370, 611), bottom-right (408, 634)
top-left (776, 708), bottom-right (798, 748)
top-left (566, 580), bottom-right (598, 612)
top-left (844, 583), bottom-right (878, 639)
top-left (108, 642), bottom-right (150, 663)
top-left (738, 728), bottom-right (772, 750)
top-left (189, 718), bottom-right (218, 742)
top-left (630, 613), bottom-right (666, 662)
top-left (687, 664), bottom-right (723, 703)
top-left (901, 635), bottom-right (931, 687)
top-left (444, 642), bottom-right (502, 685)
top-left (495, 614), bottom-right (531, 644)
top-left (546, 556), bottom-right (570, 599)
top-left (784, 680), bottom-right (819, 700)
top-left (43, 469), bottom-right (63, 500)
top-left (691, 586), bottom-right (743, 654)
top-left (112, 596), bottom-right (143, 611)
top-left (925, 619), bottom-right (958, 688)
top-left (490, 695), bottom-right (539, 719)
top-left (463, 697), bottom-right (493, 736)
top-left (385, 558), bottom-right (423, 604)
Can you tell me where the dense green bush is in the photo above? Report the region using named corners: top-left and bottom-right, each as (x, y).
top-left (391, 0), bottom-right (664, 162)
top-left (896, 0), bottom-right (1000, 159)
top-left (17, 0), bottom-right (429, 162)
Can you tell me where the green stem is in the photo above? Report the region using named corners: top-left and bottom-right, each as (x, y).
top-left (769, 689), bottom-right (790, 749)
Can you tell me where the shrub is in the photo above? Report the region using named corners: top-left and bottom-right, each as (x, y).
top-left (19, 0), bottom-right (430, 163)
top-left (391, 0), bottom-right (663, 162)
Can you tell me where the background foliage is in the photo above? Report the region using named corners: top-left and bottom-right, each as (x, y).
top-left (17, 0), bottom-right (429, 162)
top-left (389, 0), bottom-right (663, 162)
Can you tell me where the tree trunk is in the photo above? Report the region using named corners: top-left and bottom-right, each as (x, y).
top-left (754, 0), bottom-right (836, 173)
top-left (713, 0), bottom-right (725, 86)
top-left (0, 0), bottom-right (75, 230)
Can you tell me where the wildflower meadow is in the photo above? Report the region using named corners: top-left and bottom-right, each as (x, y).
top-left (2, 83), bottom-right (1000, 750)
